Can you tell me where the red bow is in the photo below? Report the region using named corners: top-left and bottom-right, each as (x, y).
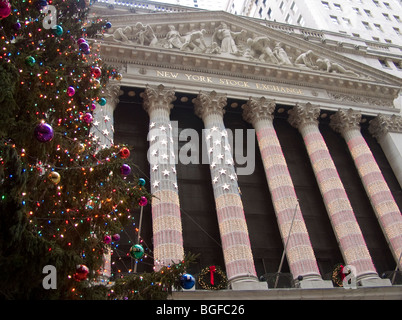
top-left (209, 266), bottom-right (216, 285)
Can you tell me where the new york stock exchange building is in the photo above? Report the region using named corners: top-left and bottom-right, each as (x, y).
top-left (89, 1), bottom-right (402, 299)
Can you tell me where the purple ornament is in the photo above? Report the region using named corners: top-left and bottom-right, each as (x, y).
top-left (91, 103), bottom-right (96, 111)
top-left (79, 41), bottom-right (89, 52)
top-left (0, 0), bottom-right (11, 20)
top-left (82, 112), bottom-right (93, 124)
top-left (120, 164), bottom-right (131, 176)
top-left (34, 123), bottom-right (54, 142)
top-left (77, 38), bottom-right (86, 45)
top-left (112, 234), bottom-right (120, 242)
top-left (13, 22), bottom-right (21, 31)
top-left (103, 235), bottom-right (112, 244)
top-left (67, 86), bottom-right (75, 97)
top-left (138, 196), bottom-right (148, 207)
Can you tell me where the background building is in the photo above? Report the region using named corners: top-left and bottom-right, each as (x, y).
top-left (90, 0), bottom-right (402, 298)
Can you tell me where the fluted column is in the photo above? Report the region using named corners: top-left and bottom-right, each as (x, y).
top-left (288, 103), bottom-right (379, 283)
top-left (193, 91), bottom-right (260, 286)
top-left (331, 109), bottom-right (402, 270)
top-left (242, 97), bottom-right (324, 285)
top-left (369, 114), bottom-right (402, 189)
top-left (140, 84), bottom-right (184, 270)
top-left (92, 83), bottom-right (120, 148)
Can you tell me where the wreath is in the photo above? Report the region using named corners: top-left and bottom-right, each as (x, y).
top-left (331, 263), bottom-right (350, 287)
top-left (198, 265), bottom-right (228, 290)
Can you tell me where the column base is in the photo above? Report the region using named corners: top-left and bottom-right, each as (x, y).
top-left (298, 279), bottom-right (334, 289)
top-left (230, 278), bottom-right (268, 290)
top-left (358, 278), bottom-right (392, 287)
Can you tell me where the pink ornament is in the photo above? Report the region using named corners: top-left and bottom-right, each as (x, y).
top-left (82, 112), bottom-right (93, 124)
top-left (77, 38), bottom-right (86, 45)
top-left (67, 86), bottom-right (75, 97)
top-left (138, 196), bottom-right (148, 207)
top-left (0, 0), bottom-right (11, 20)
top-left (103, 235), bottom-right (112, 244)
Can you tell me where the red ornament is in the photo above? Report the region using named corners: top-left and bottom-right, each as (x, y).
top-left (74, 264), bottom-right (89, 281)
top-left (119, 147), bottom-right (130, 159)
top-left (92, 67), bottom-right (102, 78)
top-left (0, 0), bottom-right (11, 20)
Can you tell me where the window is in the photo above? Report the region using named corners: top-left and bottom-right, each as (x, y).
top-left (364, 9), bottom-right (372, 17)
top-left (259, 7), bottom-right (263, 16)
top-left (353, 7), bottom-right (361, 15)
top-left (297, 14), bottom-right (305, 26)
top-left (393, 27), bottom-right (401, 35)
top-left (362, 21), bottom-right (371, 30)
top-left (384, 39), bottom-right (392, 43)
top-left (394, 16), bottom-right (401, 23)
top-left (321, 1), bottom-right (330, 9)
top-left (352, 33), bottom-right (360, 37)
top-left (372, 36), bottom-right (380, 41)
top-left (330, 15), bottom-right (339, 24)
top-left (267, 8), bottom-right (272, 19)
top-left (373, 0), bottom-right (380, 6)
top-left (383, 13), bottom-right (391, 20)
top-left (379, 59), bottom-right (389, 68)
top-left (342, 17), bottom-right (352, 25)
top-left (334, 3), bottom-right (342, 11)
top-left (374, 24), bottom-right (383, 31)
top-left (383, 2), bottom-right (391, 10)
top-left (279, 1), bottom-right (284, 12)
top-left (394, 61), bottom-right (402, 70)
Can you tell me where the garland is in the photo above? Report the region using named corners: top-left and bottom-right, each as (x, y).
top-left (198, 265), bottom-right (228, 290)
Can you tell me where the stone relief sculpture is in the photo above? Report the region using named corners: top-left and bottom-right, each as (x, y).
top-left (316, 58), bottom-right (359, 77)
top-left (102, 21), bottom-right (361, 77)
top-left (212, 22), bottom-right (246, 55)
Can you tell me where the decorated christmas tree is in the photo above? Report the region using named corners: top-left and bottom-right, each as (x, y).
top-left (0, 0), bottom-right (152, 299)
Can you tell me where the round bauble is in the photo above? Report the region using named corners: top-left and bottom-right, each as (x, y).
top-left (52, 25), bottom-right (63, 36)
top-left (34, 123), bottom-right (54, 142)
top-left (92, 67), bottom-right (101, 78)
top-left (129, 244), bottom-right (144, 259)
top-left (79, 41), bottom-right (89, 52)
top-left (105, 22), bottom-right (112, 29)
top-left (13, 22), bottom-right (22, 30)
top-left (98, 98), bottom-right (107, 106)
top-left (74, 264), bottom-right (89, 281)
top-left (112, 234), bottom-right (120, 242)
top-left (180, 274), bottom-right (195, 290)
top-left (120, 164), bottom-right (131, 176)
top-left (138, 178), bottom-right (146, 186)
top-left (0, 0), bottom-right (11, 20)
top-left (138, 196), bottom-right (148, 207)
top-left (25, 56), bottom-right (36, 66)
top-left (92, 79), bottom-right (101, 89)
top-left (118, 147), bottom-right (130, 159)
top-left (67, 86), bottom-right (75, 97)
top-left (82, 112), bottom-right (93, 124)
top-left (103, 235), bottom-right (112, 244)
top-left (48, 171), bottom-right (61, 185)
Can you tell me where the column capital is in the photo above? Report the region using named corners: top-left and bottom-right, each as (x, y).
top-left (330, 108), bottom-right (362, 135)
top-left (193, 90), bottom-right (227, 121)
top-left (242, 97), bottom-right (276, 125)
top-left (369, 114), bottom-right (402, 139)
top-left (140, 84), bottom-right (176, 115)
top-left (288, 102), bottom-right (320, 129)
top-left (104, 82), bottom-right (121, 107)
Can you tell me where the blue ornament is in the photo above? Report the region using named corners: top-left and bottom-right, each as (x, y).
top-left (52, 25), bottom-right (63, 36)
top-left (138, 178), bottom-right (146, 186)
top-left (105, 22), bottom-right (112, 29)
top-left (180, 274), bottom-right (195, 290)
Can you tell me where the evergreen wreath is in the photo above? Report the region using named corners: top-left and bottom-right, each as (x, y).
top-left (331, 263), bottom-right (349, 287)
top-left (197, 265), bottom-right (228, 290)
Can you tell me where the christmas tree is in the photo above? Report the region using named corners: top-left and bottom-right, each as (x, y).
top-left (0, 0), bottom-right (152, 299)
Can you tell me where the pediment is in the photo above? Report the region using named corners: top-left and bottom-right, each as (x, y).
top-left (94, 10), bottom-right (401, 106)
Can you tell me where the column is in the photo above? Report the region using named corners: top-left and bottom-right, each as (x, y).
top-left (193, 91), bottom-right (266, 289)
top-left (369, 114), bottom-right (402, 189)
top-left (140, 84), bottom-right (184, 270)
top-left (91, 83), bottom-right (120, 148)
top-left (331, 109), bottom-right (402, 272)
top-left (243, 97), bottom-right (331, 288)
top-left (288, 103), bottom-right (382, 286)
top-left (91, 82), bottom-right (121, 281)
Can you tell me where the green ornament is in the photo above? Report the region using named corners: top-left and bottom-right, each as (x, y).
top-left (25, 56), bottom-right (36, 66)
top-left (129, 244), bottom-right (144, 259)
top-left (52, 25), bottom-right (63, 36)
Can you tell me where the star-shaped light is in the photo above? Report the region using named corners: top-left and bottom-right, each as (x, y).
top-left (212, 176), bottom-right (219, 184)
top-left (222, 183), bottom-right (230, 190)
top-left (219, 168), bottom-right (226, 175)
top-left (162, 169), bottom-right (170, 176)
top-left (173, 182), bottom-right (178, 189)
top-left (229, 174), bottom-right (236, 181)
top-left (153, 180), bottom-right (160, 188)
top-left (159, 125), bottom-right (166, 131)
top-left (151, 149), bottom-right (158, 157)
top-left (152, 164), bottom-right (159, 171)
top-left (104, 115), bottom-right (110, 122)
top-left (171, 167), bottom-right (176, 174)
top-left (102, 129), bottom-right (109, 136)
top-left (150, 122), bottom-right (156, 128)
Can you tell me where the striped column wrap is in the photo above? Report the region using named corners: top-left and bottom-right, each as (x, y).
top-left (343, 128), bottom-right (402, 268)
top-left (194, 92), bottom-right (258, 282)
top-left (299, 123), bottom-right (378, 278)
top-left (141, 85), bottom-right (184, 270)
top-left (254, 118), bottom-right (322, 280)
